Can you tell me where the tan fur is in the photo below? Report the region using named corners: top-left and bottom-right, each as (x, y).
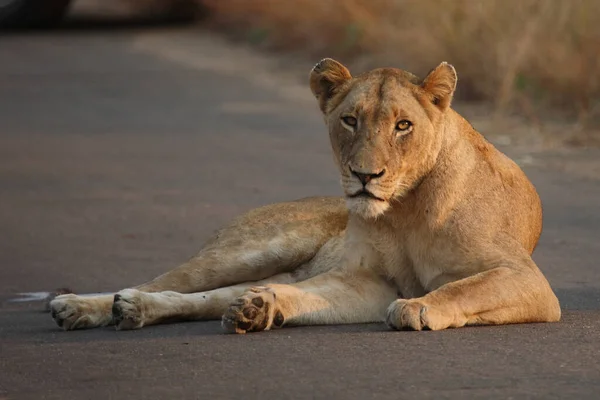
top-left (50, 59), bottom-right (560, 333)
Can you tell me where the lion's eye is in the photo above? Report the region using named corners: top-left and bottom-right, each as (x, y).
top-left (396, 120), bottom-right (412, 131)
top-left (341, 116), bottom-right (357, 128)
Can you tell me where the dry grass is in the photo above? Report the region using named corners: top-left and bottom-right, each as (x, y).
top-left (200, 0), bottom-right (600, 127)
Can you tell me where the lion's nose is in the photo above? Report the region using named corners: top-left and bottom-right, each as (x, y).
top-left (350, 168), bottom-right (385, 186)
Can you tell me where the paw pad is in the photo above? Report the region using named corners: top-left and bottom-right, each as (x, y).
top-left (222, 287), bottom-right (283, 334)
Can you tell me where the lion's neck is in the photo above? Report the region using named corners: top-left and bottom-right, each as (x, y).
top-left (386, 109), bottom-right (477, 227)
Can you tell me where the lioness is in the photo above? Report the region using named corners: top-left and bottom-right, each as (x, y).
top-left (50, 59), bottom-right (561, 333)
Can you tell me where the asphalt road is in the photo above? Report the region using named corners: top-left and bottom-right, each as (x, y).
top-left (1, 16), bottom-right (600, 400)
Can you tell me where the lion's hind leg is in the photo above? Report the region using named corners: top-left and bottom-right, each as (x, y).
top-left (49, 272), bottom-right (296, 331)
top-left (49, 197), bottom-right (347, 331)
top-left (110, 234), bottom-right (347, 330)
top-left (136, 197), bottom-right (347, 294)
top-left (110, 272), bottom-right (300, 330)
top-left (50, 293), bottom-right (114, 330)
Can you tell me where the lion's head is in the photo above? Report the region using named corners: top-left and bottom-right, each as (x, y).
top-left (309, 59), bottom-right (458, 219)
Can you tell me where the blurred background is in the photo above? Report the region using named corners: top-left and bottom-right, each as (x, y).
top-left (2, 0), bottom-right (600, 142)
top-left (205, 0), bottom-right (600, 137)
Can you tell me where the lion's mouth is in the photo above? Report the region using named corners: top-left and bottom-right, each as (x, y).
top-left (347, 190), bottom-right (386, 202)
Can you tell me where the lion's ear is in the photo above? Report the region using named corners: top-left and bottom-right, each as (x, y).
top-left (422, 62), bottom-right (457, 110)
top-left (309, 58), bottom-right (352, 114)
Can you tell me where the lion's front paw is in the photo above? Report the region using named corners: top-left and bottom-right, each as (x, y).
top-left (50, 294), bottom-right (111, 330)
top-left (221, 286), bottom-right (285, 334)
top-left (386, 299), bottom-right (451, 331)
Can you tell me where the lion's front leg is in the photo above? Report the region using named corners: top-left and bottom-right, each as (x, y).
top-left (222, 270), bottom-right (397, 333)
top-left (386, 250), bottom-right (561, 331)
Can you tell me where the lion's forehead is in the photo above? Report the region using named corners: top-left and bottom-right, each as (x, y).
top-left (343, 76), bottom-right (426, 121)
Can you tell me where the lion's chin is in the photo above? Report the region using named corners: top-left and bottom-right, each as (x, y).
top-left (345, 196), bottom-right (390, 219)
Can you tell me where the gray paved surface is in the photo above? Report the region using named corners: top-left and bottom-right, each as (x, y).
top-left (1, 16), bottom-right (600, 400)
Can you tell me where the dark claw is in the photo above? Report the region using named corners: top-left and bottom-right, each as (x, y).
top-left (112, 303), bottom-right (122, 318)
